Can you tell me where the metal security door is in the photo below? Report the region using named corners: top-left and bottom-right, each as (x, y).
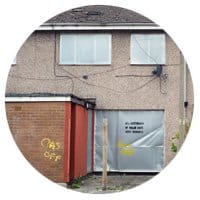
top-left (87, 109), bottom-right (93, 172)
top-left (94, 110), bottom-right (164, 172)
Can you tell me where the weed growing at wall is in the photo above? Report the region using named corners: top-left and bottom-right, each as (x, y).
top-left (171, 119), bottom-right (191, 153)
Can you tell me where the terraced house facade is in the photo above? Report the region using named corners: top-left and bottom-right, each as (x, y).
top-left (5, 5), bottom-right (193, 182)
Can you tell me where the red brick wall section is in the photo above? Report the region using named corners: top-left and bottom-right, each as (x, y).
top-left (6, 102), bottom-right (65, 182)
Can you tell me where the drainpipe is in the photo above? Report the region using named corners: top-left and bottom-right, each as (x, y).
top-left (182, 55), bottom-right (187, 142)
top-left (180, 53), bottom-right (187, 145)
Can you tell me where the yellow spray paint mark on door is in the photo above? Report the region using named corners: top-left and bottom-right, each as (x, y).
top-left (117, 141), bottom-right (135, 156)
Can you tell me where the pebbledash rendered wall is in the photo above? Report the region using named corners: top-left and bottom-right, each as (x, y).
top-left (6, 30), bottom-right (194, 179)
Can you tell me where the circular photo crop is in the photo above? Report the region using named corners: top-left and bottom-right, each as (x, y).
top-left (5, 5), bottom-right (194, 194)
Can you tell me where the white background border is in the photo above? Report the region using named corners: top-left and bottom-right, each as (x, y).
top-left (0, 0), bottom-right (199, 200)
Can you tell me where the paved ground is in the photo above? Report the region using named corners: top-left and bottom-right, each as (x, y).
top-left (59, 173), bottom-right (155, 194)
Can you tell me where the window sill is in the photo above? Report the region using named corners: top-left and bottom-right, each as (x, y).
top-left (130, 64), bottom-right (166, 67)
top-left (58, 64), bottom-right (111, 67)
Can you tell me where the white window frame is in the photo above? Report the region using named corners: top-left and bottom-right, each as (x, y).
top-left (131, 33), bottom-right (166, 65)
top-left (59, 33), bottom-right (112, 65)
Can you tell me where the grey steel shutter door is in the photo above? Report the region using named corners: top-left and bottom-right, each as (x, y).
top-left (94, 110), bottom-right (164, 172)
top-left (87, 110), bottom-right (93, 172)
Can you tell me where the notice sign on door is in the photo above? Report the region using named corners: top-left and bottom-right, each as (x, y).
top-left (125, 122), bottom-right (144, 134)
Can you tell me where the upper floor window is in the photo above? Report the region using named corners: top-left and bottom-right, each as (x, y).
top-left (60, 34), bottom-right (111, 65)
top-left (131, 34), bottom-right (166, 65)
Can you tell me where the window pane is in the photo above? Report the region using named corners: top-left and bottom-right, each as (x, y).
top-left (131, 34), bottom-right (165, 64)
top-left (150, 34), bottom-right (165, 64)
top-left (60, 35), bottom-right (75, 64)
top-left (131, 35), bottom-right (149, 64)
top-left (76, 35), bottom-right (95, 64)
top-left (95, 35), bottom-right (111, 64)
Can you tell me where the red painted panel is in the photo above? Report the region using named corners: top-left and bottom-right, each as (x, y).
top-left (64, 102), bottom-right (71, 182)
top-left (64, 102), bottom-right (91, 182)
top-left (73, 104), bottom-right (88, 179)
